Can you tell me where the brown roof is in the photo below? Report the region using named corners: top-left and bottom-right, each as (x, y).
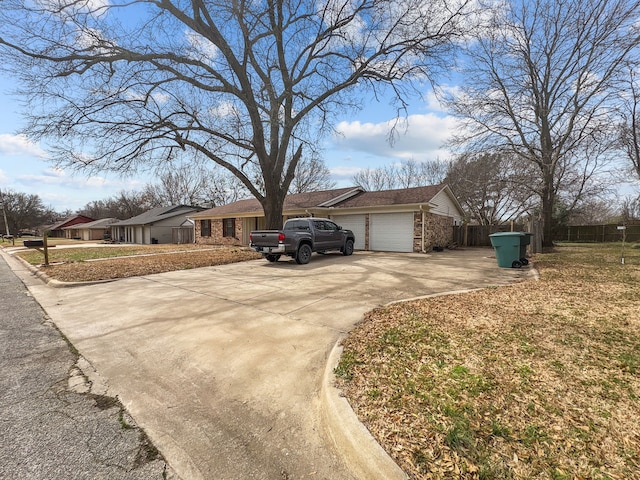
top-left (334, 184), bottom-right (445, 208)
top-left (45, 214), bottom-right (95, 231)
top-left (190, 184), bottom-right (451, 218)
top-left (190, 187), bottom-right (362, 218)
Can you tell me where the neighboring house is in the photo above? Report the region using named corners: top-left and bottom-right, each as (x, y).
top-left (110, 205), bottom-right (205, 245)
top-left (45, 215), bottom-right (95, 238)
top-left (63, 218), bottom-right (118, 241)
top-left (190, 184), bottom-right (464, 253)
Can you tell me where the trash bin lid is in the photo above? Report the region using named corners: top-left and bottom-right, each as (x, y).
top-left (489, 232), bottom-right (526, 237)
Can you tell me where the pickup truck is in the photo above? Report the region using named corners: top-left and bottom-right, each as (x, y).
top-left (249, 217), bottom-right (355, 264)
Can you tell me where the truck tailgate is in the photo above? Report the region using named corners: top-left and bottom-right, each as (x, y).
top-left (250, 230), bottom-right (282, 247)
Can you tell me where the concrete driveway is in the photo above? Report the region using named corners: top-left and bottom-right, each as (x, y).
top-left (12, 248), bottom-right (533, 480)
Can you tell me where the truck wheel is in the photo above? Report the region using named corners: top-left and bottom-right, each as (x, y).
top-left (265, 254), bottom-right (281, 262)
top-left (295, 244), bottom-right (312, 264)
top-left (342, 239), bottom-right (354, 256)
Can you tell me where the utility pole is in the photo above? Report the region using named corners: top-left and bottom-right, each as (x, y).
top-left (0, 189), bottom-right (11, 239)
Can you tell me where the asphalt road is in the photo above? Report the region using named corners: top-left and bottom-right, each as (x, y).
top-left (0, 253), bottom-right (173, 480)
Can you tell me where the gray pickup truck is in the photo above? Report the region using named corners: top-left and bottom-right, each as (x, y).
top-left (249, 217), bottom-right (355, 264)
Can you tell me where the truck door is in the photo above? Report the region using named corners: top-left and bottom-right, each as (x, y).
top-left (312, 220), bottom-right (329, 250)
top-left (324, 220), bottom-right (344, 248)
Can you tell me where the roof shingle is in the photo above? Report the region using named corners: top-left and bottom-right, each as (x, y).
top-left (333, 184), bottom-right (444, 208)
top-left (110, 206), bottom-right (203, 226)
top-left (191, 187), bottom-right (362, 218)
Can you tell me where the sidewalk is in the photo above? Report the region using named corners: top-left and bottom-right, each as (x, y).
top-left (0, 253), bottom-right (174, 480)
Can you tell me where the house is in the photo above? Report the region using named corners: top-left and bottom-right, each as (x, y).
top-left (189, 184), bottom-right (465, 253)
top-left (63, 218), bottom-right (118, 241)
top-left (110, 205), bottom-right (205, 244)
top-left (45, 214), bottom-right (96, 238)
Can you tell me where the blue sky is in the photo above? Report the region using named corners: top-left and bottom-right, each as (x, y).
top-left (2, 1), bottom-right (639, 215)
top-left (0, 64), bottom-right (458, 212)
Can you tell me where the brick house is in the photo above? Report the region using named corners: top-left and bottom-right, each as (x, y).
top-left (45, 214), bottom-right (96, 238)
top-left (190, 184), bottom-right (464, 253)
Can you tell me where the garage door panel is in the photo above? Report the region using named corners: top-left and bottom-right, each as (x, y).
top-left (332, 214), bottom-right (365, 250)
top-left (370, 213), bottom-right (413, 252)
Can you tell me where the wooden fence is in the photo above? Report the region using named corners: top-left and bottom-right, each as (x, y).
top-left (453, 223), bottom-right (525, 247)
top-left (172, 226), bottom-right (194, 244)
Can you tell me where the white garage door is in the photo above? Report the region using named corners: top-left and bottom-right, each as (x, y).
top-left (370, 213), bottom-right (414, 252)
top-left (332, 214), bottom-right (366, 250)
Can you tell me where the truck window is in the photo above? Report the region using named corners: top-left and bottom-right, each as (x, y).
top-left (313, 220), bottom-right (326, 230)
top-left (325, 221), bottom-right (339, 231)
top-left (285, 220), bottom-right (310, 231)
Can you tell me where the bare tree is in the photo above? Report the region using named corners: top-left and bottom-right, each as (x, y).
top-left (567, 198), bottom-right (618, 225)
top-left (620, 195), bottom-right (640, 223)
top-left (199, 173), bottom-right (251, 207)
top-left (446, 0), bottom-right (640, 249)
top-left (445, 153), bottom-right (537, 225)
top-left (352, 167), bottom-right (396, 191)
top-left (0, 189), bottom-right (56, 234)
top-left (142, 163), bottom-right (249, 207)
top-left (289, 155), bottom-right (336, 194)
top-left (77, 199), bottom-right (120, 220)
top-left (0, 0), bottom-right (468, 229)
top-left (78, 190), bottom-right (157, 219)
top-left (352, 159), bottom-right (448, 190)
top-left (618, 66), bottom-right (640, 181)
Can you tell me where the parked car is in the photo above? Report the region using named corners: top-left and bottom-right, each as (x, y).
top-left (250, 217), bottom-right (355, 264)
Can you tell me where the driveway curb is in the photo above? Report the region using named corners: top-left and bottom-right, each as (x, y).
top-left (320, 267), bottom-right (538, 480)
top-left (321, 338), bottom-right (409, 480)
top-left (0, 248), bottom-right (118, 288)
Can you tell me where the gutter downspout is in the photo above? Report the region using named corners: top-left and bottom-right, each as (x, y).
top-left (420, 205), bottom-right (426, 253)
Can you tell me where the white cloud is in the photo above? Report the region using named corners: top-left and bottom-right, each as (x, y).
top-left (329, 165), bottom-right (363, 177)
top-left (11, 167), bottom-right (146, 210)
top-left (185, 30), bottom-right (220, 62)
top-left (38, 0), bottom-right (110, 12)
top-left (210, 101), bottom-right (240, 118)
top-left (332, 113), bottom-right (459, 162)
top-left (0, 134), bottom-right (48, 158)
top-left (17, 167), bottom-right (138, 191)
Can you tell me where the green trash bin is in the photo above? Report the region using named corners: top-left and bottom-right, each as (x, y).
top-left (519, 232), bottom-right (533, 266)
top-left (489, 232), bottom-right (526, 268)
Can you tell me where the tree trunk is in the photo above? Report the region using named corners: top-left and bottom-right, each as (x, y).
top-left (262, 184), bottom-right (286, 230)
top-left (541, 169), bottom-right (555, 251)
top-left (260, 145), bottom-right (301, 230)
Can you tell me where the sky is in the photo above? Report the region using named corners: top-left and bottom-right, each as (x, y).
top-left (0, 66), bottom-right (458, 213)
top-left (2, 3), bottom-right (637, 216)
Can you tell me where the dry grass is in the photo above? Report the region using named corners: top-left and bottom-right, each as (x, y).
top-left (15, 244), bottom-right (261, 282)
top-left (336, 244), bottom-right (640, 480)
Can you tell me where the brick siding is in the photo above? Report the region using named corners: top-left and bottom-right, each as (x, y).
top-left (413, 212), bottom-right (455, 252)
top-left (195, 218), bottom-right (243, 246)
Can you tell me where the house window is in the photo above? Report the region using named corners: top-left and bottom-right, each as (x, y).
top-left (200, 219), bottom-right (211, 237)
top-left (223, 218), bottom-right (236, 238)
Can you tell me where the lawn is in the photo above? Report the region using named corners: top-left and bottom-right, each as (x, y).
top-left (336, 243), bottom-right (640, 480)
top-left (13, 244), bottom-right (261, 282)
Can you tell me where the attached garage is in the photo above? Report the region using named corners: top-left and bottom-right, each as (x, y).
top-left (331, 214), bottom-right (366, 250)
top-left (370, 213), bottom-right (414, 252)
